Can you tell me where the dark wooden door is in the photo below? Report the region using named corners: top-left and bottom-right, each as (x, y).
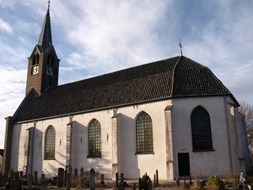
top-left (178, 153), bottom-right (190, 176)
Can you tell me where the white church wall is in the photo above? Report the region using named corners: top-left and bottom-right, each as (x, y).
top-left (70, 111), bottom-right (113, 177)
top-left (116, 100), bottom-right (172, 180)
top-left (36, 117), bottom-right (69, 177)
top-left (11, 95), bottom-right (245, 179)
top-left (172, 96), bottom-right (239, 178)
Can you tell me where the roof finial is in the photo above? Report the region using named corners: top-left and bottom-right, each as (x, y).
top-left (48, 0), bottom-right (50, 9)
top-left (179, 38), bottom-right (183, 56)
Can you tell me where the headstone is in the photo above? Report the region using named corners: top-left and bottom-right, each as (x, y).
top-left (19, 171), bottom-right (23, 180)
top-left (12, 171), bottom-right (22, 190)
top-left (119, 173), bottom-right (125, 190)
top-left (64, 168), bottom-right (67, 187)
top-left (66, 173), bottom-right (70, 190)
top-left (90, 168), bottom-right (95, 190)
top-left (115, 172), bottom-right (119, 187)
top-left (176, 177), bottom-right (180, 187)
top-left (156, 169), bottom-right (159, 186)
top-left (120, 173), bottom-right (124, 184)
top-left (27, 174), bottom-right (33, 190)
top-left (74, 168), bottom-right (78, 177)
top-left (41, 173), bottom-right (45, 184)
top-left (40, 173), bottom-right (46, 189)
top-left (57, 167), bottom-right (64, 187)
top-left (34, 170), bottom-right (38, 185)
top-left (14, 172), bottom-right (20, 181)
top-left (100, 174), bottom-right (105, 185)
top-left (6, 169), bottom-right (13, 190)
top-left (80, 167), bottom-right (85, 187)
top-left (69, 166), bottom-right (72, 182)
top-left (84, 176), bottom-right (89, 187)
top-left (133, 183), bottom-right (136, 190)
top-left (147, 178), bottom-right (152, 190)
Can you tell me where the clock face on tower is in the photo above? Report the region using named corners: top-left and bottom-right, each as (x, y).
top-left (46, 66), bottom-right (53, 76)
top-left (32, 65), bottom-right (39, 75)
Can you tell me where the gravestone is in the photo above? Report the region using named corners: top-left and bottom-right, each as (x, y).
top-left (12, 171), bottom-right (22, 190)
top-left (133, 183), bottom-right (136, 190)
top-left (80, 167), bottom-right (85, 187)
top-left (34, 170), bottom-right (38, 185)
top-left (40, 173), bottom-right (47, 190)
top-left (119, 173), bottom-right (125, 190)
top-left (74, 168), bottom-right (78, 177)
top-left (90, 168), bottom-right (95, 190)
top-left (57, 167), bottom-right (64, 187)
top-left (115, 172), bottom-right (119, 187)
top-left (120, 173), bottom-right (124, 184)
top-left (7, 169), bottom-right (13, 190)
top-left (64, 168), bottom-right (67, 187)
top-left (156, 169), bottom-right (159, 186)
top-left (66, 173), bottom-right (70, 190)
top-left (27, 174), bottom-right (33, 190)
top-left (100, 174), bottom-right (105, 185)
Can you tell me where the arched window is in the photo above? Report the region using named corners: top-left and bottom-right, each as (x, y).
top-left (32, 54), bottom-right (39, 65)
top-left (191, 106), bottom-right (213, 151)
top-left (44, 126), bottom-right (56, 160)
top-left (47, 55), bottom-right (54, 67)
top-left (88, 119), bottom-right (101, 158)
top-left (136, 112), bottom-right (153, 153)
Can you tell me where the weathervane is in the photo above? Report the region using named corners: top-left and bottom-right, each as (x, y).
top-left (179, 38), bottom-right (183, 56)
top-left (48, 0), bottom-right (51, 8)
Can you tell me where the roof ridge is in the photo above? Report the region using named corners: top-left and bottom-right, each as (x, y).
top-left (170, 56), bottom-right (182, 97)
top-left (56, 56), bottom-right (180, 89)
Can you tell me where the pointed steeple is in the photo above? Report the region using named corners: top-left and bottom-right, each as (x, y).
top-left (38, 6), bottom-right (52, 50)
top-left (26, 2), bottom-right (60, 96)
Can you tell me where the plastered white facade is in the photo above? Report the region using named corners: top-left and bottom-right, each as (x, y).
top-left (9, 96), bottom-right (249, 179)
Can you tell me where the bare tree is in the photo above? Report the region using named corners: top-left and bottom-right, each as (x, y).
top-left (239, 101), bottom-right (253, 164)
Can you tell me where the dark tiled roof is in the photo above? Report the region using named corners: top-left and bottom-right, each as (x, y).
top-left (172, 56), bottom-right (231, 97)
top-left (13, 56), bottom-right (236, 122)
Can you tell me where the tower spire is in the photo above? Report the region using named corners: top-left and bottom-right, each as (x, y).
top-left (38, 4), bottom-right (52, 50)
top-left (179, 38), bottom-right (183, 56)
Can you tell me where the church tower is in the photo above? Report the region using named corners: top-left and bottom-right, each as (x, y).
top-left (26, 4), bottom-right (60, 95)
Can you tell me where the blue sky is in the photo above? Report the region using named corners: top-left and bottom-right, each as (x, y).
top-left (0, 0), bottom-right (253, 148)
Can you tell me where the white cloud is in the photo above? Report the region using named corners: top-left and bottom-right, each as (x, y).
top-left (0, 67), bottom-right (26, 148)
top-left (0, 18), bottom-right (13, 33)
top-left (59, 1), bottom-right (171, 72)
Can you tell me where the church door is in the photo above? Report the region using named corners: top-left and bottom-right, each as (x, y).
top-left (178, 153), bottom-right (190, 176)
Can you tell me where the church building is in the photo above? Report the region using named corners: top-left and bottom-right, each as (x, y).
top-left (3, 5), bottom-right (251, 180)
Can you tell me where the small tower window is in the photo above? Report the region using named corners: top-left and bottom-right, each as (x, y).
top-left (32, 54), bottom-right (39, 65)
top-left (47, 55), bottom-right (54, 67)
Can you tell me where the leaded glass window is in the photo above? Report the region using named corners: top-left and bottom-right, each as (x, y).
top-left (44, 126), bottom-right (55, 160)
top-left (191, 106), bottom-right (213, 151)
top-left (136, 112), bottom-right (153, 153)
top-left (88, 119), bottom-right (101, 158)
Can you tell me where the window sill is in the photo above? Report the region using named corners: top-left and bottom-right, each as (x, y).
top-left (135, 152), bottom-right (154, 155)
top-left (87, 155), bottom-right (102, 159)
top-left (44, 158), bottom-right (55, 160)
top-left (192, 149), bottom-right (215, 152)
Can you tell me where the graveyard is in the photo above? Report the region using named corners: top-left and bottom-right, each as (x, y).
top-left (0, 167), bottom-right (252, 190)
